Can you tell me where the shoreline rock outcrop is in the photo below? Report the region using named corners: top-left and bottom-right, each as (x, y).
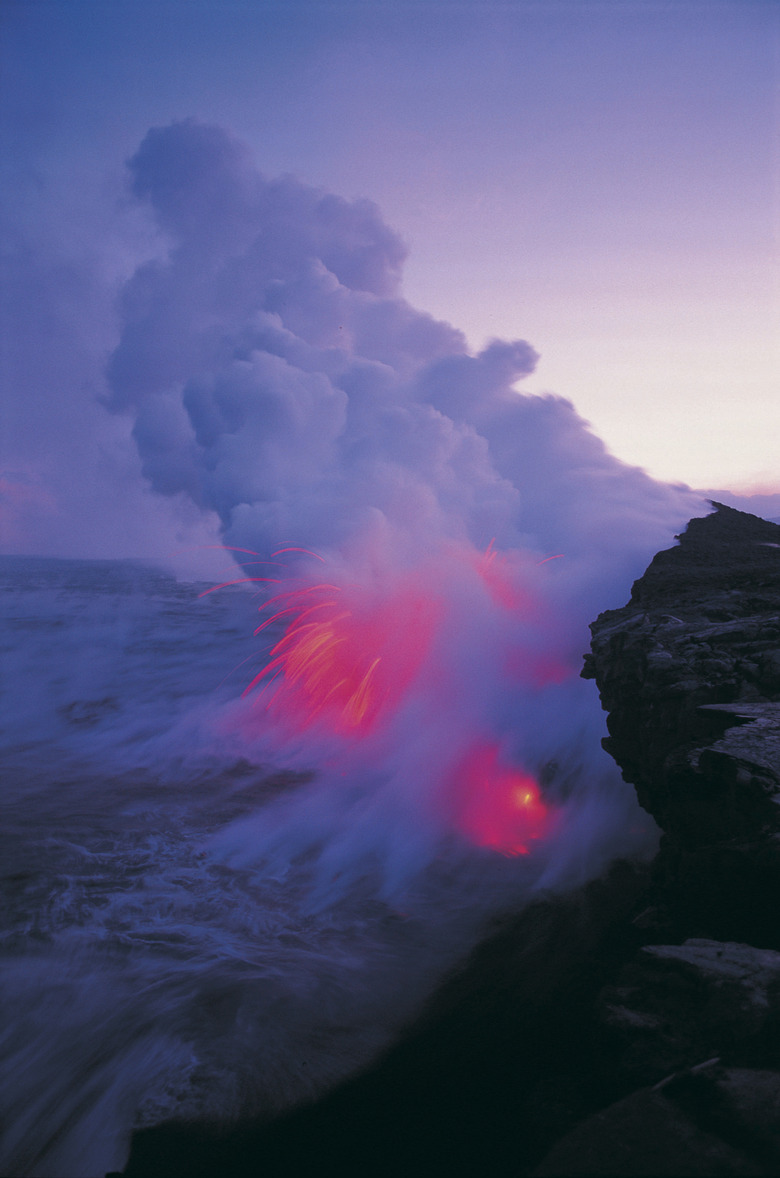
top-left (534, 503), bottom-right (780, 1174)
top-left (582, 502), bottom-right (780, 952)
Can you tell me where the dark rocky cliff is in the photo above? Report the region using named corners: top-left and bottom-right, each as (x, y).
top-left (534, 503), bottom-right (780, 1176)
top-left (582, 501), bottom-right (780, 949)
top-left (121, 504), bottom-right (780, 1178)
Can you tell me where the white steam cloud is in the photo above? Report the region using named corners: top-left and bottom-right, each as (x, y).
top-left (107, 120), bottom-right (702, 583)
top-left (106, 119), bottom-right (708, 904)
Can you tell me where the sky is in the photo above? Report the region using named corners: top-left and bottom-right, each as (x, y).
top-left (1, 0), bottom-right (778, 569)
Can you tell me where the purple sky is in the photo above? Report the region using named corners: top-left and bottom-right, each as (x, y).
top-left (1, 0), bottom-right (778, 568)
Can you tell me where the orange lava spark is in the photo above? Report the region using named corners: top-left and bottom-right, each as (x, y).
top-left (476, 541), bottom-right (535, 613)
top-left (246, 579), bottom-right (438, 734)
top-left (198, 576), bottom-right (281, 597)
top-left (271, 547), bottom-right (326, 562)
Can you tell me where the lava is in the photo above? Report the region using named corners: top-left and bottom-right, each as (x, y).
top-left (246, 577), bottom-right (440, 735)
top-left (241, 543), bottom-right (560, 856)
top-left (452, 742), bottom-right (550, 856)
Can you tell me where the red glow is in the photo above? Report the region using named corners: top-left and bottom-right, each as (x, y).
top-left (240, 543), bottom-right (561, 857)
top-left (476, 540), bottom-right (536, 613)
top-left (476, 542), bottom-right (572, 686)
top-left (453, 744), bottom-right (550, 855)
top-left (506, 650), bottom-right (572, 687)
top-left (247, 579), bottom-right (440, 734)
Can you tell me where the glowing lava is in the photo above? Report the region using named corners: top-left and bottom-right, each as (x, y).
top-left (453, 743), bottom-right (550, 855)
top-left (246, 578), bottom-right (439, 735)
top-left (241, 543), bottom-right (560, 856)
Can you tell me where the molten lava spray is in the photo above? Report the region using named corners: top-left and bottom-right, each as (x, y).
top-left (207, 540), bottom-right (611, 904)
top-left (246, 572), bottom-right (438, 737)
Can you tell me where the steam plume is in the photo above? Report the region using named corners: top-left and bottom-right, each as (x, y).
top-left (108, 119), bottom-right (707, 903)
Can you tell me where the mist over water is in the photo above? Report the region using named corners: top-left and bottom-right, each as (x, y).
top-left (0, 120), bottom-right (714, 1177)
top-left (1, 558), bottom-right (555, 1177)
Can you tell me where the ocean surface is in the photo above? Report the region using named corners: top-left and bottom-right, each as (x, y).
top-left (0, 555), bottom-right (578, 1178)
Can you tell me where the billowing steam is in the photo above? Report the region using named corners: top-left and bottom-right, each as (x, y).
top-left (108, 119), bottom-right (707, 904)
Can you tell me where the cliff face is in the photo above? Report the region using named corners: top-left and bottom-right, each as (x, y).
top-left (533, 504), bottom-right (780, 1176)
top-left (583, 502), bottom-right (780, 946)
